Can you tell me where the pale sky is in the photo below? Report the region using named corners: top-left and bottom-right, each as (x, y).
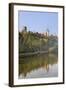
top-left (18, 11), bottom-right (58, 35)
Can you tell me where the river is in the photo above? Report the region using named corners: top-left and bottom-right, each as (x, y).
top-left (19, 53), bottom-right (58, 79)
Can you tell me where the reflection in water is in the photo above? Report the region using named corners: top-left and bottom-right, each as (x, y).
top-left (19, 53), bottom-right (58, 79)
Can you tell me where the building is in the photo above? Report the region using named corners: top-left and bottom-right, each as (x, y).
top-left (43, 32), bottom-right (49, 37)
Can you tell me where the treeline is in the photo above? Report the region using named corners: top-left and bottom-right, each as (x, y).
top-left (19, 26), bottom-right (58, 53)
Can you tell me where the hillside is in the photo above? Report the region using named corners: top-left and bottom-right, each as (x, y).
top-left (19, 28), bottom-right (58, 54)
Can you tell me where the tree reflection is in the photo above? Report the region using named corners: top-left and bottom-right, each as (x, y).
top-left (19, 53), bottom-right (58, 78)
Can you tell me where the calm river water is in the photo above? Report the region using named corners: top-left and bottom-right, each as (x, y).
top-left (19, 53), bottom-right (58, 79)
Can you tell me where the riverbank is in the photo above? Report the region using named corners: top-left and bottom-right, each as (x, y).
top-left (19, 50), bottom-right (49, 57)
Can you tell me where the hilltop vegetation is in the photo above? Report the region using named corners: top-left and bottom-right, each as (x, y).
top-left (19, 26), bottom-right (58, 54)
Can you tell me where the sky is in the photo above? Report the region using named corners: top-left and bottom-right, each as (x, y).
top-left (18, 11), bottom-right (58, 35)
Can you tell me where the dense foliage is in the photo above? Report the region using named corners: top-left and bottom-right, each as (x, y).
top-left (19, 27), bottom-right (58, 54)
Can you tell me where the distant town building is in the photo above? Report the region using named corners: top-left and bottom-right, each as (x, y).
top-left (43, 32), bottom-right (49, 37)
